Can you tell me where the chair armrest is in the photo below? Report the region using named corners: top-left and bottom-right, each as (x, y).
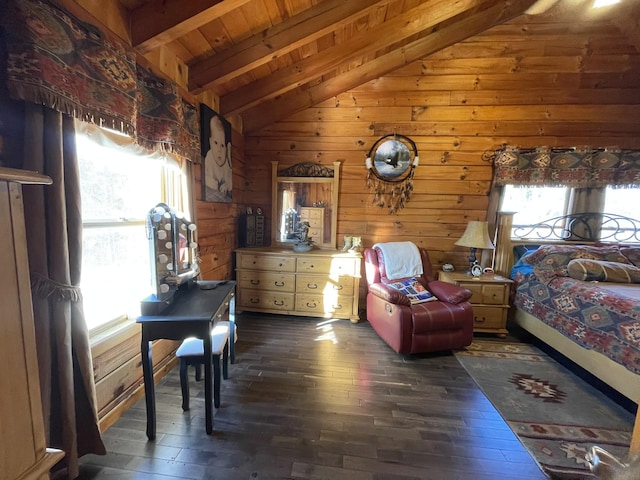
top-left (427, 280), bottom-right (472, 304)
top-left (367, 283), bottom-right (411, 306)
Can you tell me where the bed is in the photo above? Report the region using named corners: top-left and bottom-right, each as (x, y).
top-left (493, 212), bottom-right (640, 407)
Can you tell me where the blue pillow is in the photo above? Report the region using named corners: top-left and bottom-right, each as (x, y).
top-left (510, 249), bottom-right (536, 279)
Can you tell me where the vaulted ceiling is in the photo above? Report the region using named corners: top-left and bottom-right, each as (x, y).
top-left (116, 0), bottom-right (640, 133)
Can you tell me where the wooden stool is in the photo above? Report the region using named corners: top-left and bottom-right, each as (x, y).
top-left (176, 322), bottom-right (230, 411)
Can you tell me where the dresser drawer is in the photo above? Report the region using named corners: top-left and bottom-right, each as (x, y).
top-left (238, 253), bottom-right (295, 272)
top-left (296, 257), bottom-right (356, 276)
top-left (296, 274), bottom-right (354, 294)
top-left (238, 270), bottom-right (295, 292)
top-left (238, 289), bottom-right (295, 311)
top-left (295, 294), bottom-right (352, 317)
top-left (472, 306), bottom-right (507, 329)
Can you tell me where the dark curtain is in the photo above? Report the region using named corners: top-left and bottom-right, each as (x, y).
top-left (21, 103), bottom-right (105, 479)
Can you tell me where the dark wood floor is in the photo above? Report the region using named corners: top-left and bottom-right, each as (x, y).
top-left (78, 313), bottom-right (550, 480)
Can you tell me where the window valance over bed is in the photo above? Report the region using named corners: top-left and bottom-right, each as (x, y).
top-left (488, 145), bottom-right (640, 188)
top-left (0, 0), bottom-right (200, 161)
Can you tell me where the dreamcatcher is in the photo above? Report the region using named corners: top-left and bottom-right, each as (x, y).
top-left (365, 134), bottom-right (419, 214)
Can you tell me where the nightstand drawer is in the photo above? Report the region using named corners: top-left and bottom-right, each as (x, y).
top-left (463, 283), bottom-right (508, 305)
top-left (472, 306), bottom-right (507, 329)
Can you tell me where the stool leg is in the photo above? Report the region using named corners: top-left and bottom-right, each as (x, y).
top-left (194, 363), bottom-right (202, 382)
top-left (179, 359), bottom-right (190, 411)
top-left (213, 354), bottom-right (221, 408)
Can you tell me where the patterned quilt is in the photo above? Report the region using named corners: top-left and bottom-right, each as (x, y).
top-left (513, 273), bottom-right (640, 375)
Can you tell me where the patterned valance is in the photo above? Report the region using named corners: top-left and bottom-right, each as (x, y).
top-left (490, 146), bottom-right (640, 188)
top-left (136, 65), bottom-right (200, 161)
top-left (1, 0), bottom-right (201, 161)
top-left (1, 0), bottom-right (137, 135)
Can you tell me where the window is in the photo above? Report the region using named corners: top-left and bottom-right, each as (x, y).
top-left (501, 185), bottom-right (640, 241)
top-left (76, 123), bottom-right (189, 332)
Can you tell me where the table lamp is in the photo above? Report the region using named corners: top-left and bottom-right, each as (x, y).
top-left (455, 221), bottom-right (495, 274)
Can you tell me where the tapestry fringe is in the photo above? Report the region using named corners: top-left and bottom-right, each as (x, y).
top-left (6, 82), bottom-right (136, 137)
top-left (31, 271), bottom-right (82, 303)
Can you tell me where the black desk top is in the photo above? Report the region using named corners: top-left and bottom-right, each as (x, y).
top-left (136, 281), bottom-right (236, 323)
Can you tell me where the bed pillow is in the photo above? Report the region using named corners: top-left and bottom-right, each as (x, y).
top-left (620, 247), bottom-right (640, 267)
top-left (567, 259), bottom-right (640, 283)
top-left (523, 244), bottom-right (631, 282)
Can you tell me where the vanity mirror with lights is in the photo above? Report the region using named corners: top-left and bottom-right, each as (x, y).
top-left (142, 203), bottom-right (199, 314)
top-left (235, 161), bottom-right (362, 323)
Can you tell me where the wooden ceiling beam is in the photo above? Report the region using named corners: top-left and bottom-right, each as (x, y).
top-left (241, 0), bottom-right (538, 133)
top-left (131, 0), bottom-right (252, 54)
top-left (188, 0), bottom-right (392, 93)
top-left (220, 0), bottom-right (497, 116)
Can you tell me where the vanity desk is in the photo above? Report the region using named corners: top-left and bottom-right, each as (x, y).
top-left (235, 161), bottom-right (362, 323)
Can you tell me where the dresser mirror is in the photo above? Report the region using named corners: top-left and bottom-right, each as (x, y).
top-left (271, 161), bottom-right (340, 250)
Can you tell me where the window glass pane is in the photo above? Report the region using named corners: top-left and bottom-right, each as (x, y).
top-left (77, 135), bottom-right (163, 220)
top-left (604, 187), bottom-right (640, 219)
top-left (501, 185), bottom-right (570, 224)
top-left (82, 224), bottom-right (152, 329)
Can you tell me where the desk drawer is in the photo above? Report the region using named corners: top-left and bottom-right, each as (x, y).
top-left (238, 289), bottom-right (294, 311)
top-left (238, 270), bottom-right (295, 292)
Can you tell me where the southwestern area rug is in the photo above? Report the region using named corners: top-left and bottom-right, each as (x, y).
top-left (455, 341), bottom-right (635, 480)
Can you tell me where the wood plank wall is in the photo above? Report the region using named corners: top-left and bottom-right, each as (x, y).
top-left (244, 14), bottom-right (640, 274)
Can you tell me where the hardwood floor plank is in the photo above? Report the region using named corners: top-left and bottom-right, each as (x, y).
top-left (79, 313), bottom-right (550, 480)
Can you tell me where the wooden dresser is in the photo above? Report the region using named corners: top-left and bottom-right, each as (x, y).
top-left (0, 168), bottom-right (64, 479)
top-left (438, 271), bottom-right (513, 337)
top-left (235, 247), bottom-right (361, 323)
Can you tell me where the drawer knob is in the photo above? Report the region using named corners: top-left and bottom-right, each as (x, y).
top-left (475, 317), bottom-right (486, 323)
top-left (251, 279), bottom-right (260, 285)
top-left (250, 298), bottom-right (260, 304)
top-left (306, 302), bottom-right (317, 308)
top-left (332, 304), bottom-right (343, 309)
top-left (333, 285), bottom-right (343, 291)
top-left (307, 283), bottom-right (318, 289)
top-left (274, 281), bottom-right (285, 287)
top-left (274, 300), bottom-right (284, 306)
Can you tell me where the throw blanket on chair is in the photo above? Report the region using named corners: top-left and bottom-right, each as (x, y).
top-left (373, 241), bottom-right (423, 280)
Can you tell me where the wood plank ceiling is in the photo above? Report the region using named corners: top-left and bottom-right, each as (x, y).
top-left (118, 0), bottom-right (640, 133)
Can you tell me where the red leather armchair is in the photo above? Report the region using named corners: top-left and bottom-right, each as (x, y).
top-left (364, 245), bottom-right (474, 354)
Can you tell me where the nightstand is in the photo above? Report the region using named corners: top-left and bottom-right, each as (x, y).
top-left (438, 271), bottom-right (513, 337)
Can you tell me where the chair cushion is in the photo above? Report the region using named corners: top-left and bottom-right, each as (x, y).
top-left (176, 324), bottom-right (230, 357)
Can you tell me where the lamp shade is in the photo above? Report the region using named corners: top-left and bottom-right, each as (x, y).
top-left (455, 221), bottom-right (495, 250)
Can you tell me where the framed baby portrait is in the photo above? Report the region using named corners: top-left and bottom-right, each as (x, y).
top-left (200, 104), bottom-right (232, 203)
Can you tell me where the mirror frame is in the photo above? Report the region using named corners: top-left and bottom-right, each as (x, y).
top-left (271, 161), bottom-right (340, 250)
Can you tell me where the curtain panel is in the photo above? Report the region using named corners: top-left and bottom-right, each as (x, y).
top-left (490, 146), bottom-right (640, 188)
top-left (1, 0), bottom-right (200, 161)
